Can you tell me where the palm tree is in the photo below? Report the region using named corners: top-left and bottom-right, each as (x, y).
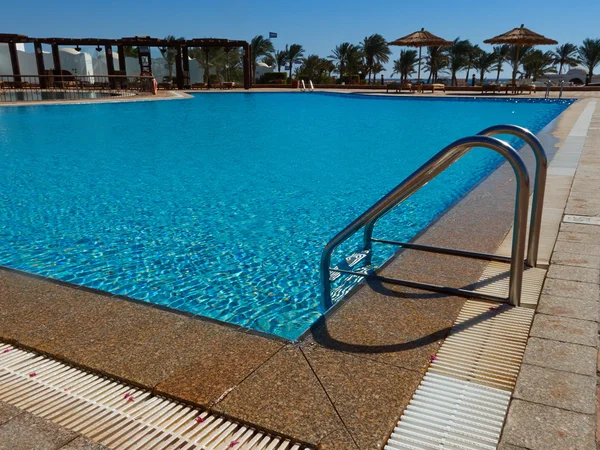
top-left (522, 50), bottom-right (557, 81)
top-left (250, 35), bottom-right (275, 82)
top-left (329, 42), bottom-right (353, 78)
top-left (551, 43), bottom-right (579, 74)
top-left (447, 38), bottom-right (471, 86)
top-left (275, 50), bottom-right (287, 73)
top-left (464, 44), bottom-right (481, 83)
top-left (286, 44), bottom-right (305, 80)
top-left (425, 46), bottom-right (448, 83)
top-left (508, 45), bottom-right (533, 81)
top-left (577, 38), bottom-right (600, 85)
top-left (190, 47), bottom-right (211, 83)
top-left (473, 50), bottom-right (497, 83)
top-left (391, 49), bottom-right (418, 82)
top-left (158, 35), bottom-right (184, 80)
top-left (360, 34), bottom-right (391, 84)
top-left (493, 45), bottom-right (511, 82)
top-left (122, 46), bottom-right (138, 58)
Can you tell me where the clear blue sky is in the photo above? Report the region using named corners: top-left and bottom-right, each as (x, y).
top-left (2, 0), bottom-right (599, 77)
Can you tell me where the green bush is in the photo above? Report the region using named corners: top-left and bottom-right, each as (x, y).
top-left (338, 74), bottom-right (360, 84)
top-left (261, 72), bottom-right (288, 84)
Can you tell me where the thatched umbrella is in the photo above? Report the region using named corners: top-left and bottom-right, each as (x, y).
top-left (484, 24), bottom-right (557, 85)
top-left (389, 28), bottom-right (452, 82)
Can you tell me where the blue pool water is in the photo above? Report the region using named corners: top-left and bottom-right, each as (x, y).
top-left (0, 93), bottom-right (572, 339)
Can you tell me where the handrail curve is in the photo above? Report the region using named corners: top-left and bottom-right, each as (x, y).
top-left (320, 135), bottom-right (530, 311)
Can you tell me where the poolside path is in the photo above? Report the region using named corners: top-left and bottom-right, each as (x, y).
top-left (498, 100), bottom-right (600, 450)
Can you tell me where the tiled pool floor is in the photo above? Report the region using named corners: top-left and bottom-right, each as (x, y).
top-left (0, 98), bottom-right (590, 449)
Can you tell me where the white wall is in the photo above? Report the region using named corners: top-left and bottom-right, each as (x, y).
top-left (0, 45), bottom-right (206, 85)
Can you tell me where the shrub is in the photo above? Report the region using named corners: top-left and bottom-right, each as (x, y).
top-left (338, 74), bottom-right (360, 84)
top-left (261, 72), bottom-right (288, 84)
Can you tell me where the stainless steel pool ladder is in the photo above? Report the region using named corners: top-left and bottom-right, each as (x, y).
top-left (320, 125), bottom-right (548, 310)
top-left (300, 80), bottom-right (314, 92)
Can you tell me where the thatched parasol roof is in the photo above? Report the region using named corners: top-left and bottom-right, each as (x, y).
top-left (484, 24), bottom-right (557, 46)
top-left (389, 28), bottom-right (452, 47)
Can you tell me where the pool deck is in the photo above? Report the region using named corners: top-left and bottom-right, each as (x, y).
top-left (0, 92), bottom-right (599, 449)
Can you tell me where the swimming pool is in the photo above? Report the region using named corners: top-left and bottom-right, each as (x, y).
top-left (0, 93), bottom-right (572, 339)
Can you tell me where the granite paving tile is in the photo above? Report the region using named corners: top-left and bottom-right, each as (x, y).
top-left (547, 264), bottom-right (600, 284)
top-left (316, 429), bottom-right (360, 450)
top-left (308, 325), bottom-right (441, 373)
top-left (496, 444), bottom-right (528, 450)
top-left (211, 345), bottom-right (347, 447)
top-left (0, 402), bottom-right (22, 426)
top-left (551, 251), bottom-right (600, 269)
top-left (537, 294), bottom-right (600, 322)
top-left (0, 270), bottom-right (109, 344)
top-left (301, 343), bottom-right (422, 450)
top-left (0, 412), bottom-right (78, 450)
top-left (542, 278), bottom-right (599, 300)
top-left (514, 363), bottom-right (596, 414)
top-left (58, 436), bottom-right (109, 450)
top-left (558, 231), bottom-right (600, 245)
top-left (554, 241), bottom-right (600, 257)
top-left (137, 321), bottom-right (282, 403)
top-left (560, 223), bottom-right (600, 236)
top-left (523, 337), bottom-right (597, 376)
top-left (23, 298), bottom-right (187, 375)
top-left (529, 314), bottom-right (598, 347)
top-left (501, 399), bottom-right (596, 450)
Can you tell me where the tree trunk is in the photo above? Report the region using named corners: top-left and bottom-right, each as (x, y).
top-left (465, 66), bottom-right (470, 82)
top-left (496, 66), bottom-right (501, 83)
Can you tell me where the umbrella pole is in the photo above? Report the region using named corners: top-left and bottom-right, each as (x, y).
top-left (512, 45), bottom-right (520, 87)
top-left (417, 46), bottom-right (422, 83)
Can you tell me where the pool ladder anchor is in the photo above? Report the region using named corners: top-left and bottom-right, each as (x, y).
top-left (320, 124), bottom-right (548, 310)
top-left (300, 80), bottom-right (314, 92)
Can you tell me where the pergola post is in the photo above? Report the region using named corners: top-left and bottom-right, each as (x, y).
top-left (105, 45), bottom-right (116, 88)
top-left (204, 48), bottom-right (210, 88)
top-left (175, 45), bottom-right (184, 89)
top-left (182, 46), bottom-right (190, 88)
top-left (51, 43), bottom-right (62, 87)
top-left (51, 44), bottom-right (62, 74)
top-left (33, 41), bottom-right (47, 88)
top-left (243, 43), bottom-right (251, 90)
top-left (117, 45), bottom-right (127, 74)
top-left (7, 42), bottom-right (21, 83)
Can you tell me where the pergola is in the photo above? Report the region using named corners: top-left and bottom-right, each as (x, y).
top-left (0, 34), bottom-right (252, 89)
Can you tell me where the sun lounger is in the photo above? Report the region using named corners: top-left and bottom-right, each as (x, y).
top-left (220, 82), bottom-right (235, 90)
top-left (190, 83), bottom-right (207, 90)
top-left (416, 83), bottom-right (446, 93)
top-left (482, 84), bottom-right (500, 94)
top-left (386, 82), bottom-right (414, 93)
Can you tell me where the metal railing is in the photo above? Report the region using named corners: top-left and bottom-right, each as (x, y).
top-left (0, 74), bottom-right (155, 102)
top-left (321, 134), bottom-right (533, 310)
top-left (362, 125), bottom-right (547, 268)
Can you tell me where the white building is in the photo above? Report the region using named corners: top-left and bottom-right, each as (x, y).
top-left (0, 44), bottom-right (206, 84)
top-left (540, 65), bottom-right (600, 85)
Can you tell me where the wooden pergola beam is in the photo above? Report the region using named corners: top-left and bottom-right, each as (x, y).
top-left (0, 33), bottom-right (252, 90)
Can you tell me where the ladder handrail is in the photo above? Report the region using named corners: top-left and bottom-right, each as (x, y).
top-left (300, 80), bottom-right (306, 91)
top-left (309, 80), bottom-right (314, 91)
top-left (363, 124), bottom-right (547, 268)
top-left (320, 135), bottom-right (530, 311)
top-left (477, 125), bottom-right (547, 267)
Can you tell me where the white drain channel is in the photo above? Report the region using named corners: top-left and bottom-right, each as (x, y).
top-left (385, 300), bottom-right (534, 450)
top-left (0, 343), bottom-right (310, 450)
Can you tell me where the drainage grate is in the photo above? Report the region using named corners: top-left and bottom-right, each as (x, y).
top-left (474, 262), bottom-right (547, 307)
top-left (385, 300), bottom-right (534, 450)
top-left (563, 215), bottom-right (600, 226)
top-left (0, 343), bottom-right (311, 450)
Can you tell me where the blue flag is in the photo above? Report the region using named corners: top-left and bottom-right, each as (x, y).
top-left (269, 32), bottom-right (278, 38)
